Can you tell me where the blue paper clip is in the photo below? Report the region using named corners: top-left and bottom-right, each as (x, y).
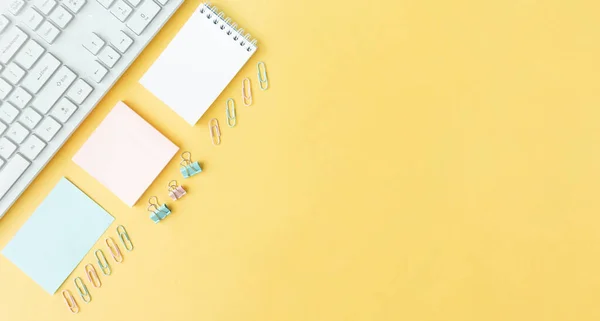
top-left (148, 196), bottom-right (171, 223)
top-left (180, 151), bottom-right (202, 178)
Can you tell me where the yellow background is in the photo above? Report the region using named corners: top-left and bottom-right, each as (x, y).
top-left (2, 0), bottom-right (600, 320)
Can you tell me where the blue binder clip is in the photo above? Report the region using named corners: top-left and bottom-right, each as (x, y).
top-left (180, 151), bottom-right (202, 178)
top-left (148, 196), bottom-right (171, 223)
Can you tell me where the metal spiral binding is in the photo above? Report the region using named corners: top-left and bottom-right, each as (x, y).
top-left (200, 2), bottom-right (257, 52)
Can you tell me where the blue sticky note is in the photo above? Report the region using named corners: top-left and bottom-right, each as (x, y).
top-left (1, 178), bottom-right (114, 294)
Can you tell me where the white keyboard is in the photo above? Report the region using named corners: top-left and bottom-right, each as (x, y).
top-left (0, 0), bottom-right (184, 218)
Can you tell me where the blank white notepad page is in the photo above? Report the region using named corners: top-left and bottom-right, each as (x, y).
top-left (141, 3), bottom-right (257, 125)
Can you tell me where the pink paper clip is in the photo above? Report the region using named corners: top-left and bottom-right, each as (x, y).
top-left (168, 180), bottom-right (187, 200)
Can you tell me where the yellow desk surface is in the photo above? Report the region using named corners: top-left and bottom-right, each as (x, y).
top-left (2, 0), bottom-right (600, 320)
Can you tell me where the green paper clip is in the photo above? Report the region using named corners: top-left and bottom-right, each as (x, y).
top-left (117, 225), bottom-right (134, 251)
top-left (95, 249), bottom-right (111, 276)
top-left (226, 98), bottom-right (236, 127)
top-left (74, 277), bottom-right (91, 303)
top-left (257, 61), bottom-right (269, 90)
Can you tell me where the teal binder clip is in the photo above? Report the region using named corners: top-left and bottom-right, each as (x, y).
top-left (180, 151), bottom-right (202, 178)
top-left (148, 196), bottom-right (171, 223)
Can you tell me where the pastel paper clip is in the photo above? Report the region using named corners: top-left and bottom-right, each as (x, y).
top-left (85, 264), bottom-right (101, 288)
top-left (180, 151), bottom-right (202, 178)
top-left (257, 61), bottom-right (269, 90)
top-left (148, 196), bottom-right (171, 223)
top-left (242, 77), bottom-right (252, 106)
top-left (95, 249), bottom-right (112, 276)
top-left (62, 290), bottom-right (79, 314)
top-left (168, 180), bottom-right (186, 200)
top-left (226, 98), bottom-right (236, 127)
top-left (117, 225), bottom-right (134, 251)
top-left (106, 237), bottom-right (123, 263)
top-left (209, 118), bottom-right (221, 146)
top-left (74, 277), bottom-right (91, 303)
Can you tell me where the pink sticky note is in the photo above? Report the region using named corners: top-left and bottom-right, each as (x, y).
top-left (73, 102), bottom-right (178, 207)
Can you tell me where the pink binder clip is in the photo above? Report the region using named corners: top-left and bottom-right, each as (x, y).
top-left (168, 180), bottom-right (187, 200)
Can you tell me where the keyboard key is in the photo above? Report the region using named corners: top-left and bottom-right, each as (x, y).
top-left (0, 137), bottom-right (17, 159)
top-left (0, 121), bottom-right (6, 135)
top-left (38, 21), bottom-right (61, 44)
top-left (22, 7), bottom-right (44, 30)
top-left (49, 6), bottom-right (73, 28)
top-left (34, 0), bottom-right (57, 15)
top-left (9, 87), bottom-right (32, 108)
top-left (88, 61), bottom-right (108, 83)
top-left (110, 0), bottom-right (132, 22)
top-left (63, 0), bottom-right (86, 13)
top-left (8, 0), bottom-right (26, 15)
top-left (0, 102), bottom-right (19, 123)
top-left (35, 117), bottom-right (61, 141)
top-left (0, 27), bottom-right (28, 64)
top-left (125, 0), bottom-right (140, 7)
top-left (0, 79), bottom-right (14, 99)
top-left (3, 62), bottom-right (26, 85)
top-left (31, 65), bottom-right (76, 114)
top-left (126, 0), bottom-right (160, 35)
top-left (97, 0), bottom-right (114, 9)
top-left (0, 15), bottom-right (9, 33)
top-left (18, 107), bottom-right (42, 129)
top-left (6, 122), bottom-right (29, 143)
top-left (0, 153), bottom-right (30, 200)
top-left (109, 30), bottom-right (133, 53)
top-left (50, 98), bottom-right (77, 122)
top-left (15, 40), bottom-right (45, 69)
top-left (20, 135), bottom-right (46, 160)
top-left (66, 79), bottom-right (93, 104)
top-left (82, 33), bottom-right (105, 55)
top-left (98, 46), bottom-right (120, 68)
top-left (22, 53), bottom-right (60, 93)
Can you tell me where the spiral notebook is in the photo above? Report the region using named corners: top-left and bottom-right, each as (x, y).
top-left (141, 3), bottom-right (257, 126)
